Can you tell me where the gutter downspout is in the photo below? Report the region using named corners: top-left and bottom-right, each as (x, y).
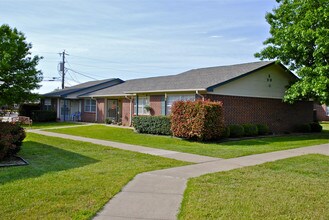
top-left (92, 97), bottom-right (98, 123)
top-left (125, 95), bottom-right (133, 126)
top-left (196, 90), bottom-right (205, 101)
top-left (164, 93), bottom-right (167, 115)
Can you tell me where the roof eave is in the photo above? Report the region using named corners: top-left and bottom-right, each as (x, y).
top-left (124, 88), bottom-right (207, 94)
top-left (206, 61), bottom-right (277, 92)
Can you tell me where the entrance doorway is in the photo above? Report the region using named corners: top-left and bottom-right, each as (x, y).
top-left (107, 99), bottom-right (121, 123)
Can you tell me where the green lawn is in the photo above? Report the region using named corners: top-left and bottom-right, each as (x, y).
top-left (179, 154), bottom-right (329, 219)
top-left (24, 121), bottom-right (84, 129)
top-left (0, 133), bottom-right (189, 220)
top-left (50, 124), bottom-right (329, 158)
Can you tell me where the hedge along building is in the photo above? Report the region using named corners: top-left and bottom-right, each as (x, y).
top-left (42, 78), bottom-right (123, 121)
top-left (80, 61), bottom-right (313, 133)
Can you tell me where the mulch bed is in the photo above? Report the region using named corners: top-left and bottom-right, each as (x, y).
top-left (0, 156), bottom-right (29, 167)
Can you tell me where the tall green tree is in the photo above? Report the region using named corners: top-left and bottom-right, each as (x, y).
top-left (255, 0), bottom-right (329, 104)
top-left (0, 24), bottom-right (43, 107)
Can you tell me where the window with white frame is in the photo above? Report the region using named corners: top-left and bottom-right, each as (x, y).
top-left (326, 106), bottom-right (329, 116)
top-left (44, 98), bottom-right (52, 110)
top-left (134, 96), bottom-right (150, 115)
top-left (166, 94), bottom-right (195, 115)
top-left (84, 99), bottom-right (96, 112)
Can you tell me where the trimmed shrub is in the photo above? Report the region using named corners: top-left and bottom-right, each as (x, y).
top-left (19, 103), bottom-right (40, 118)
top-left (0, 122), bottom-right (26, 161)
top-left (242, 124), bottom-right (258, 136)
top-left (257, 124), bottom-right (270, 135)
top-left (105, 118), bottom-right (112, 124)
top-left (294, 123), bottom-right (311, 133)
top-left (309, 122), bottom-right (323, 133)
top-left (133, 116), bottom-right (171, 135)
top-left (229, 124), bottom-right (244, 138)
top-left (31, 110), bottom-right (57, 122)
top-left (221, 126), bottom-right (230, 138)
top-left (171, 100), bottom-right (225, 141)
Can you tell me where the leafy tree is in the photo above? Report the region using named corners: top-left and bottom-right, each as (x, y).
top-left (255, 0), bottom-right (329, 104)
top-left (0, 24), bottom-right (43, 107)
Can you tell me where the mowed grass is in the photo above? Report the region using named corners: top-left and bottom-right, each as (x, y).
top-left (0, 133), bottom-right (189, 220)
top-left (24, 121), bottom-right (85, 129)
top-left (179, 154), bottom-right (329, 219)
top-left (50, 124), bottom-right (329, 158)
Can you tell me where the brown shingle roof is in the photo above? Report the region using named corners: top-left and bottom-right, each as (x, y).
top-left (83, 61), bottom-right (279, 97)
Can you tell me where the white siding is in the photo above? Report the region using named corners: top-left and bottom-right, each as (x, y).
top-left (211, 65), bottom-right (295, 99)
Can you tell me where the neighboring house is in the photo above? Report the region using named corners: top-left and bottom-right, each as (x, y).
top-left (42, 78), bottom-right (123, 121)
top-left (314, 104), bottom-right (329, 121)
top-left (78, 61), bottom-right (313, 133)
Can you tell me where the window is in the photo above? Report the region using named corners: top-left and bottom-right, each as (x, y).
top-left (134, 96), bottom-right (150, 115)
top-left (166, 94), bottom-right (195, 114)
top-left (44, 98), bottom-right (52, 110)
top-left (84, 99), bottom-right (96, 112)
top-left (326, 106), bottom-right (329, 116)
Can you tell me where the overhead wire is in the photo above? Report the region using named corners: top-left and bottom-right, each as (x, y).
top-left (66, 68), bottom-right (99, 80)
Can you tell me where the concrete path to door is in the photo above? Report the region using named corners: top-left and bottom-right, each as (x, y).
top-left (28, 130), bottom-right (329, 220)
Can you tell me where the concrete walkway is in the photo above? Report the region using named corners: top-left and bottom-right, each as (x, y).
top-left (29, 130), bottom-right (329, 220)
top-left (28, 130), bottom-right (220, 163)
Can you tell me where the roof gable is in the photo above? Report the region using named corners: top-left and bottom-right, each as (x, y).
top-left (84, 61), bottom-right (290, 97)
top-left (43, 78), bottom-right (123, 98)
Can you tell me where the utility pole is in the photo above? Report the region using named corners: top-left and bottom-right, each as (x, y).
top-left (59, 50), bottom-right (68, 89)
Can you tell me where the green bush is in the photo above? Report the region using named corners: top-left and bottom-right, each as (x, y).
top-left (133, 116), bottom-right (171, 135)
top-left (228, 124), bottom-right (244, 138)
top-left (309, 122), bottom-right (323, 133)
top-left (19, 103), bottom-right (40, 117)
top-left (0, 122), bottom-right (26, 161)
top-left (221, 126), bottom-right (230, 138)
top-left (105, 118), bottom-right (112, 124)
top-left (31, 110), bottom-right (57, 122)
top-left (171, 100), bottom-right (225, 141)
top-left (294, 123), bottom-right (311, 133)
top-left (257, 124), bottom-right (270, 135)
top-left (242, 124), bottom-right (258, 136)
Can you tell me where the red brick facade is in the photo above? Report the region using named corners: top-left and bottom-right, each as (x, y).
top-left (89, 94), bottom-right (313, 133)
top-left (314, 104), bottom-right (329, 121)
top-left (122, 98), bottom-right (134, 126)
top-left (204, 94), bottom-right (314, 133)
top-left (96, 98), bottom-right (105, 123)
top-left (81, 99), bottom-right (96, 122)
top-left (150, 95), bottom-right (163, 116)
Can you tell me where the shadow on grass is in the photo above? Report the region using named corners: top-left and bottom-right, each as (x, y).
top-left (221, 131), bottom-right (329, 146)
top-left (0, 141), bottom-right (99, 185)
top-left (182, 130), bottom-right (329, 147)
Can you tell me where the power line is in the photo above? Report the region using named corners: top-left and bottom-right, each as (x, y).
top-left (66, 68), bottom-right (99, 80)
top-left (69, 54), bottom-right (120, 64)
top-left (65, 61), bottom-right (81, 83)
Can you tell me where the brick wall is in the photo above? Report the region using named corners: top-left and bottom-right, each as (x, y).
top-left (150, 95), bottom-right (163, 116)
top-left (97, 98), bottom-right (105, 123)
top-left (204, 94), bottom-right (314, 133)
top-left (314, 104), bottom-right (329, 121)
top-left (122, 98), bottom-right (133, 126)
top-left (81, 99), bottom-right (96, 122)
top-left (121, 96), bottom-right (164, 126)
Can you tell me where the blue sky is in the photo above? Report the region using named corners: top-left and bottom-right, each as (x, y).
top-left (0, 0), bottom-right (277, 93)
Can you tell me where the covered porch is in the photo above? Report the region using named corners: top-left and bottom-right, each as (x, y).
top-left (59, 99), bottom-right (82, 122)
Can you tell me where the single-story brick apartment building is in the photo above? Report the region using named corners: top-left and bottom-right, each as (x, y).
top-left (43, 61), bottom-right (315, 133)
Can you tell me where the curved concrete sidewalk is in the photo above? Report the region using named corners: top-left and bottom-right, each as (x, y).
top-left (28, 130), bottom-right (329, 220)
top-left (94, 144), bottom-right (329, 220)
top-left (28, 130), bottom-right (220, 163)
